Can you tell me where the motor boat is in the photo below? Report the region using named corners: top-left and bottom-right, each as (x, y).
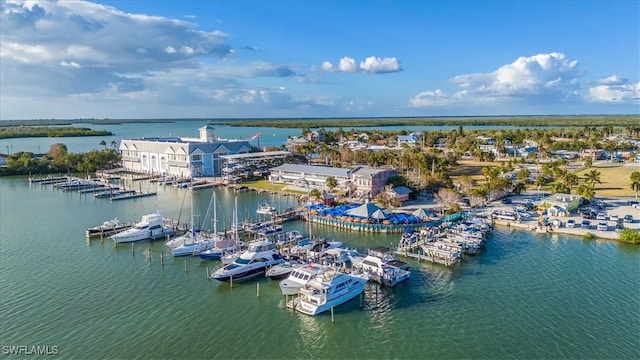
top-left (265, 256), bottom-right (303, 280)
top-left (210, 239), bottom-right (284, 282)
top-left (256, 202), bottom-right (277, 215)
top-left (306, 239), bottom-right (343, 260)
top-left (290, 268), bottom-right (369, 316)
top-left (352, 247), bottom-right (410, 287)
top-left (110, 212), bottom-right (174, 243)
top-left (86, 217), bottom-right (130, 238)
top-left (278, 262), bottom-right (327, 295)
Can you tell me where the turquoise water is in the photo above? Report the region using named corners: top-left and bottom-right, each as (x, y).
top-left (1, 176), bottom-right (639, 359)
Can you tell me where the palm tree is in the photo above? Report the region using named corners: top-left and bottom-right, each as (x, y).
top-left (549, 181), bottom-right (569, 195)
top-left (576, 183), bottom-right (595, 200)
top-left (99, 140), bottom-right (107, 149)
top-left (325, 176), bottom-right (337, 192)
top-left (631, 171), bottom-right (640, 200)
top-left (584, 169), bottom-right (601, 187)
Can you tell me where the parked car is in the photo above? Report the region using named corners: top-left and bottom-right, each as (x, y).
top-left (609, 214), bottom-right (619, 222)
top-left (623, 214), bottom-right (634, 223)
top-left (632, 201), bottom-right (640, 209)
top-left (597, 222), bottom-right (608, 231)
top-left (582, 212), bottom-right (595, 219)
top-left (581, 220), bottom-right (591, 229)
top-left (596, 213), bottom-right (607, 220)
top-left (501, 197), bottom-right (512, 204)
top-left (566, 219), bottom-right (576, 228)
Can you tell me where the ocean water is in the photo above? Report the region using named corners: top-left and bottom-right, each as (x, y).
top-left (0, 176), bottom-right (638, 359)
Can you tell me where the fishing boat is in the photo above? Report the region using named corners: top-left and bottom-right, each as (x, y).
top-left (210, 239), bottom-right (284, 282)
top-left (290, 268), bottom-right (369, 316)
top-left (110, 212), bottom-right (174, 243)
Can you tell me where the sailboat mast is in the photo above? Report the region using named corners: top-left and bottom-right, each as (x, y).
top-left (213, 190), bottom-right (218, 234)
top-left (234, 196), bottom-right (239, 241)
top-left (190, 180), bottom-right (194, 236)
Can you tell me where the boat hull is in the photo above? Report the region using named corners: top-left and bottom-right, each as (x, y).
top-left (295, 278), bottom-right (367, 316)
top-left (112, 227), bottom-right (173, 243)
top-left (211, 264), bottom-right (269, 282)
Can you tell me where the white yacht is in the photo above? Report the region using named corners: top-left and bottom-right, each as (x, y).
top-left (352, 247), bottom-right (410, 287)
top-left (265, 257), bottom-right (303, 280)
top-left (291, 268), bottom-right (369, 316)
top-left (278, 262), bottom-right (327, 295)
top-left (210, 239), bottom-right (284, 282)
top-left (306, 239), bottom-right (343, 260)
top-left (110, 212), bottom-right (173, 243)
top-left (256, 202), bottom-right (277, 215)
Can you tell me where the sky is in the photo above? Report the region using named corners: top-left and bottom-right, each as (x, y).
top-left (1, 0), bottom-right (639, 120)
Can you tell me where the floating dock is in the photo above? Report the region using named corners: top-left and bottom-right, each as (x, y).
top-left (110, 192), bottom-right (157, 201)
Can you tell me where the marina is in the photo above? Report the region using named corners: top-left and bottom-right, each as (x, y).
top-left (2, 164), bottom-right (639, 359)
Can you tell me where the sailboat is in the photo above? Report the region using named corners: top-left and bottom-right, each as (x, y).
top-left (220, 196), bottom-right (244, 264)
top-left (199, 192), bottom-right (241, 260)
top-left (167, 181), bottom-right (214, 257)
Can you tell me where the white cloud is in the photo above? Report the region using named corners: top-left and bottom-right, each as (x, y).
top-left (359, 56), bottom-right (401, 73)
top-left (587, 76), bottom-right (640, 103)
top-left (60, 60), bottom-right (81, 68)
top-left (321, 55), bottom-right (402, 74)
top-left (410, 52), bottom-right (584, 108)
top-left (339, 57), bottom-right (358, 72)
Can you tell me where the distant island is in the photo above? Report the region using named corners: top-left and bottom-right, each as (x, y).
top-left (0, 126), bottom-right (113, 139)
top-left (0, 114), bottom-right (638, 129)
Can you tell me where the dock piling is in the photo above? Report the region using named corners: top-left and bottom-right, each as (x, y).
top-left (131, 242), bottom-right (135, 256)
top-left (257, 283), bottom-right (260, 297)
top-left (331, 307), bottom-right (334, 323)
top-left (184, 259), bottom-right (188, 273)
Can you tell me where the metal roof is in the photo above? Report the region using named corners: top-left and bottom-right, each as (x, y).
top-left (270, 164), bottom-right (351, 178)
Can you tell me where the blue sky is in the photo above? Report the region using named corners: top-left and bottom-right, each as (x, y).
top-left (1, 0), bottom-right (638, 120)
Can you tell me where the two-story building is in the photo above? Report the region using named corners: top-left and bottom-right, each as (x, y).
top-left (268, 163), bottom-right (398, 197)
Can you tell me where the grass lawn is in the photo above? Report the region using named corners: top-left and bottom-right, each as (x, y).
top-left (575, 164), bottom-right (638, 197)
top-left (242, 179), bottom-right (287, 191)
top-left (450, 160), bottom-right (503, 181)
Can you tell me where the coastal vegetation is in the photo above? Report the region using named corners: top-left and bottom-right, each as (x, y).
top-left (207, 115), bottom-right (640, 128)
top-left (0, 143), bottom-right (120, 176)
top-left (618, 229), bottom-right (640, 244)
top-left (1, 115), bottom-right (638, 129)
top-left (0, 126), bottom-right (112, 139)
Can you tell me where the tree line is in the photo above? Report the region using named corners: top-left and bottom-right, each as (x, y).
top-left (0, 143), bottom-right (120, 176)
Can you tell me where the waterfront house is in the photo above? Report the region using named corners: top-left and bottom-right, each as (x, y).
top-left (119, 125), bottom-right (252, 178)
